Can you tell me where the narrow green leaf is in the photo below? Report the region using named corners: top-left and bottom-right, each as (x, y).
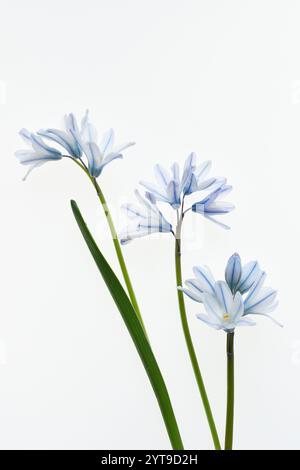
top-left (70, 200), bottom-right (184, 450)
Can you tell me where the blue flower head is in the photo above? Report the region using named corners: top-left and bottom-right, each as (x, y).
top-left (179, 254), bottom-right (281, 331)
top-left (16, 111), bottom-right (135, 179)
top-left (119, 190), bottom-right (173, 245)
top-left (191, 184), bottom-right (235, 229)
top-left (15, 129), bottom-right (62, 180)
top-left (140, 153), bottom-right (226, 210)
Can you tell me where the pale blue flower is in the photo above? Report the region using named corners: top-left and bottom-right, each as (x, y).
top-left (119, 190), bottom-right (173, 244)
top-left (191, 184), bottom-right (235, 229)
top-left (179, 254), bottom-right (281, 331)
top-left (38, 112), bottom-right (83, 158)
top-left (15, 129), bottom-right (62, 180)
top-left (16, 111), bottom-right (135, 179)
top-left (140, 153), bottom-right (226, 209)
top-left (196, 281), bottom-right (255, 332)
top-left (69, 111), bottom-right (135, 178)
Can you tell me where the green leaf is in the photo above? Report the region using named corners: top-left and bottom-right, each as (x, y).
top-left (70, 200), bottom-right (183, 450)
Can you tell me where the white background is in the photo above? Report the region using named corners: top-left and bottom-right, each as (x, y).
top-left (0, 0), bottom-right (299, 450)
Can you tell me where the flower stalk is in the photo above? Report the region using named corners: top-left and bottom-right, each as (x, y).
top-left (175, 215), bottom-right (221, 450)
top-left (225, 332), bottom-right (234, 450)
top-left (71, 157), bottom-right (148, 337)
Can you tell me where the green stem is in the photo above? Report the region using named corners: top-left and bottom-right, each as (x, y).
top-left (175, 222), bottom-right (221, 450)
top-left (92, 179), bottom-right (147, 333)
top-left (70, 158), bottom-right (147, 337)
top-left (225, 332), bottom-right (234, 450)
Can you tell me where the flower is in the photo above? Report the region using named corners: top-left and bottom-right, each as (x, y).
top-left (179, 254), bottom-right (281, 331)
top-left (191, 184), bottom-right (235, 229)
top-left (119, 190), bottom-right (173, 244)
top-left (15, 129), bottom-right (62, 180)
top-left (225, 253), bottom-right (262, 294)
top-left (140, 153), bottom-right (226, 209)
top-left (16, 111), bottom-right (135, 179)
top-left (38, 112), bottom-right (83, 158)
top-left (70, 111), bottom-right (135, 178)
top-left (197, 281), bottom-right (255, 331)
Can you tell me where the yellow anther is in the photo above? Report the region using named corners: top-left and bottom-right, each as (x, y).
top-left (223, 314), bottom-right (230, 321)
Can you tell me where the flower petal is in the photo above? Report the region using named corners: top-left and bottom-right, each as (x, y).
top-left (38, 129), bottom-right (77, 157)
top-left (178, 286), bottom-right (203, 303)
top-left (82, 142), bottom-right (102, 177)
top-left (244, 287), bottom-right (278, 314)
top-left (99, 128), bottom-right (114, 155)
top-left (194, 160), bottom-right (212, 181)
top-left (154, 164), bottom-right (171, 187)
top-left (196, 313), bottom-right (222, 330)
top-left (202, 292), bottom-right (223, 322)
top-left (181, 152), bottom-right (197, 194)
top-left (225, 253), bottom-right (242, 293)
top-left (192, 265), bottom-right (216, 295)
top-left (214, 281), bottom-right (234, 313)
top-left (231, 292), bottom-right (244, 321)
top-left (237, 261), bottom-right (261, 294)
top-left (203, 214), bottom-right (231, 230)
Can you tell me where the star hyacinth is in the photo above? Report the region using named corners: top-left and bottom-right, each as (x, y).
top-left (119, 190), bottom-right (173, 244)
top-left (179, 253), bottom-right (281, 331)
top-left (120, 153), bottom-right (234, 243)
top-left (140, 153), bottom-right (227, 210)
top-left (15, 111), bottom-right (134, 179)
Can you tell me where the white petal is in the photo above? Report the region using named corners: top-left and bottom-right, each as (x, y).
top-left (204, 202), bottom-right (235, 214)
top-left (195, 160), bottom-right (212, 181)
top-left (192, 265), bottom-right (216, 295)
top-left (244, 271), bottom-right (267, 306)
top-left (134, 189), bottom-right (159, 214)
top-left (30, 134), bottom-right (61, 156)
top-left (171, 162), bottom-right (180, 184)
top-left (204, 214), bottom-right (231, 230)
top-left (99, 128), bottom-right (114, 155)
top-left (225, 253), bottom-right (242, 293)
top-left (22, 161), bottom-right (45, 180)
top-left (38, 129), bottom-right (76, 156)
top-left (139, 180), bottom-right (168, 201)
top-left (121, 203), bottom-right (146, 219)
top-left (203, 292), bottom-right (223, 322)
top-left (154, 164), bottom-right (171, 188)
top-left (245, 287), bottom-right (278, 314)
top-left (237, 261), bottom-right (262, 293)
top-left (99, 153), bottom-right (123, 173)
top-left (19, 128), bottom-right (33, 144)
top-left (113, 141), bottom-right (135, 153)
top-left (236, 317), bottom-right (256, 327)
top-left (82, 142), bottom-right (102, 176)
top-left (231, 292), bottom-right (244, 321)
top-left (178, 287), bottom-right (203, 303)
top-left (166, 180), bottom-right (180, 207)
top-left (249, 311), bottom-right (283, 327)
top-left (214, 281), bottom-right (234, 313)
top-left (196, 313), bottom-right (222, 330)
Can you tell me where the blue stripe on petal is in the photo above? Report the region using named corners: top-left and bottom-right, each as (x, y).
top-left (225, 253), bottom-right (242, 293)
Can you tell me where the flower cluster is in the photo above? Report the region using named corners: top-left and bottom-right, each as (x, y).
top-left (120, 153), bottom-right (234, 243)
top-left (119, 190), bottom-right (173, 244)
top-left (179, 253), bottom-right (280, 331)
top-left (15, 111), bottom-right (134, 180)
